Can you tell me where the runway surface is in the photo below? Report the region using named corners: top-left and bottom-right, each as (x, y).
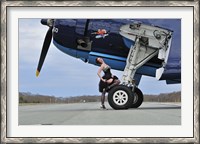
top-left (19, 102), bottom-right (181, 125)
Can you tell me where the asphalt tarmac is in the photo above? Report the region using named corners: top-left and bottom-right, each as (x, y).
top-left (19, 102), bottom-right (181, 125)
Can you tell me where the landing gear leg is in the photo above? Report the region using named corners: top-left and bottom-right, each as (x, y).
top-left (107, 22), bottom-right (172, 110)
top-left (107, 38), bottom-right (148, 110)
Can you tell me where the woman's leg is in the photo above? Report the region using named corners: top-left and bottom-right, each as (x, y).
top-left (101, 89), bottom-right (106, 108)
top-left (106, 79), bottom-right (120, 90)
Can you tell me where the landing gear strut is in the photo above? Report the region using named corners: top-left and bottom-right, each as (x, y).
top-left (107, 22), bottom-right (173, 110)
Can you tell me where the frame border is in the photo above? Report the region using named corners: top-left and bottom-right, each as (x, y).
top-left (1, 0), bottom-right (199, 143)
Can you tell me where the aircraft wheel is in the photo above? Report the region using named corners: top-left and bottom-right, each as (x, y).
top-left (108, 85), bottom-right (134, 110)
top-left (131, 87), bottom-right (143, 108)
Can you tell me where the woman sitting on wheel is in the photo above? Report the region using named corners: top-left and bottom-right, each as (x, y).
top-left (96, 57), bottom-right (120, 109)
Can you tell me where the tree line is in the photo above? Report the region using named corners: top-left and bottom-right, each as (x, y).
top-left (19, 91), bottom-right (181, 104)
top-left (19, 92), bottom-right (100, 104)
top-left (144, 91), bottom-right (181, 102)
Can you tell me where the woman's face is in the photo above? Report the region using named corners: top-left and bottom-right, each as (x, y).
top-left (97, 58), bottom-right (103, 64)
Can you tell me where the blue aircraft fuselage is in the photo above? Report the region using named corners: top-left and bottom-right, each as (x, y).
top-left (51, 19), bottom-right (181, 84)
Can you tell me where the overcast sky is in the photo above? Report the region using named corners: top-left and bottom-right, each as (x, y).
top-left (19, 19), bottom-right (181, 97)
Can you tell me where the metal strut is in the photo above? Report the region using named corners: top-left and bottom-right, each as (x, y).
top-left (120, 22), bottom-right (173, 87)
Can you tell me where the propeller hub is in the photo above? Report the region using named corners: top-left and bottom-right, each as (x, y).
top-left (41, 19), bottom-right (54, 27)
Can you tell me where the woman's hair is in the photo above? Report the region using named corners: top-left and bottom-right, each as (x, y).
top-left (96, 58), bottom-right (101, 64)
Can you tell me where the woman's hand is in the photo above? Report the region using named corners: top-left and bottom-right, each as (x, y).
top-left (101, 78), bottom-right (106, 82)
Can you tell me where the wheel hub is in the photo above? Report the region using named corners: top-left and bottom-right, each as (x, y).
top-left (113, 90), bottom-right (128, 106)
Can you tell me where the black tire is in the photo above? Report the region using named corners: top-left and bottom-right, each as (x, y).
top-left (108, 85), bottom-right (134, 110)
top-left (131, 87), bottom-right (143, 108)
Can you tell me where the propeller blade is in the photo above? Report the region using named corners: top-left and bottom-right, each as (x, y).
top-left (36, 26), bottom-right (53, 77)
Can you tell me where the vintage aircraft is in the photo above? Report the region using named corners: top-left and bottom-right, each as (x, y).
top-left (36, 19), bottom-right (181, 110)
